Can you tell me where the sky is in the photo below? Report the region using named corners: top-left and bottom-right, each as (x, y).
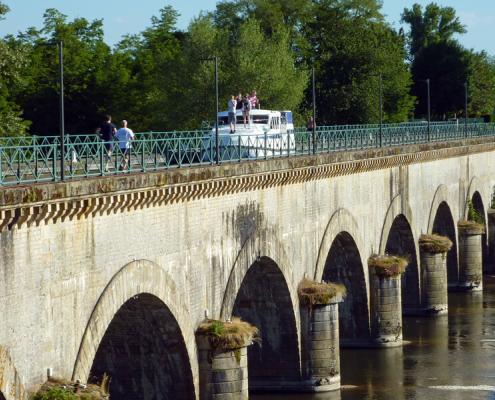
top-left (0, 0), bottom-right (494, 54)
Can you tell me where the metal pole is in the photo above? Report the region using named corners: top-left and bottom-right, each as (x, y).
top-left (426, 78), bottom-right (431, 142)
top-left (464, 81), bottom-right (468, 138)
top-left (59, 41), bottom-right (65, 181)
top-left (215, 56), bottom-right (219, 164)
top-left (379, 74), bottom-right (383, 147)
top-left (312, 66), bottom-right (316, 154)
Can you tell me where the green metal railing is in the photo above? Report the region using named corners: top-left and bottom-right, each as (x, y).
top-left (1, 122), bottom-right (494, 186)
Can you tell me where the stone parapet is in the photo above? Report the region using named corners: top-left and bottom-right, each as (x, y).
top-left (1, 137), bottom-right (495, 233)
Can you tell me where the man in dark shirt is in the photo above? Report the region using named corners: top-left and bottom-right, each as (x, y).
top-left (98, 115), bottom-right (116, 172)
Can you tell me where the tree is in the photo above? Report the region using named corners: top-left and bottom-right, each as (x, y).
top-left (401, 2), bottom-right (466, 58)
top-left (411, 40), bottom-right (469, 119)
top-left (13, 9), bottom-right (114, 135)
top-left (468, 51), bottom-right (495, 117)
top-left (0, 2), bottom-right (30, 136)
top-left (303, 0), bottom-right (414, 124)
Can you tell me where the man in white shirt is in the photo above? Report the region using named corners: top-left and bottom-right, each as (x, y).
top-left (115, 120), bottom-right (135, 170)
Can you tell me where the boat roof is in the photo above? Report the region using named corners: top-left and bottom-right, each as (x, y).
top-left (217, 109), bottom-right (282, 117)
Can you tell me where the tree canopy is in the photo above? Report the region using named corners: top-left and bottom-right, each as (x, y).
top-left (402, 2), bottom-right (495, 119)
top-left (0, 1), bottom-right (493, 136)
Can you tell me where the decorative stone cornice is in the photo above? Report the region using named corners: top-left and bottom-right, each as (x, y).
top-left (0, 139), bottom-right (494, 232)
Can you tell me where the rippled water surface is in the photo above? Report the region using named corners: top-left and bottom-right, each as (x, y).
top-left (253, 276), bottom-right (495, 400)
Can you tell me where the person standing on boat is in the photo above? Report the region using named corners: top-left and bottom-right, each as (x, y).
top-left (228, 95), bottom-right (237, 133)
top-left (236, 93), bottom-right (243, 110)
top-left (242, 95), bottom-right (251, 128)
top-left (249, 90), bottom-right (259, 109)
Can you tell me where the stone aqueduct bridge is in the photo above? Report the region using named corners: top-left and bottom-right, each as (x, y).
top-left (1, 137), bottom-right (495, 399)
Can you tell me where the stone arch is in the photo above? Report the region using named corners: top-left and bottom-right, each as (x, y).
top-left (432, 201), bottom-right (459, 286)
top-left (72, 260), bottom-right (197, 400)
top-left (220, 228), bottom-right (300, 391)
top-left (464, 177), bottom-right (489, 221)
top-left (321, 231), bottom-right (370, 346)
top-left (381, 196), bottom-right (420, 314)
top-left (465, 177), bottom-right (489, 270)
top-left (315, 208), bottom-right (367, 289)
top-left (427, 185), bottom-right (450, 234)
top-left (379, 194), bottom-right (415, 255)
top-left (0, 347), bottom-right (26, 400)
top-left (220, 227), bottom-right (299, 324)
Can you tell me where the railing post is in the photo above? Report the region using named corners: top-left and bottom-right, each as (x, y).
top-left (178, 138), bottom-right (182, 167)
top-left (0, 147), bottom-right (3, 185)
top-left (154, 140), bottom-right (158, 169)
top-left (264, 131), bottom-right (268, 160)
top-left (210, 137), bottom-right (214, 165)
top-left (141, 141), bottom-right (145, 172)
top-left (34, 143), bottom-right (39, 180)
top-left (238, 135), bottom-right (242, 162)
top-left (52, 144), bottom-right (57, 181)
top-left (100, 143), bottom-right (104, 176)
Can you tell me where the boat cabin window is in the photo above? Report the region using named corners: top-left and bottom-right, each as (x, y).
top-left (252, 115), bottom-right (269, 124)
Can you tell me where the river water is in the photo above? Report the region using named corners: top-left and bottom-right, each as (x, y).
top-left (253, 276), bottom-right (495, 400)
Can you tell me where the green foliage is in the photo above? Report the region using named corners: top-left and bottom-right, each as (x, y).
top-left (401, 2), bottom-right (495, 120)
top-left (0, 3), bottom-right (31, 136)
top-left (32, 387), bottom-right (77, 400)
top-left (208, 320), bottom-right (225, 337)
top-left (401, 2), bottom-right (466, 58)
top-left (411, 40), bottom-right (470, 119)
top-left (468, 52), bottom-right (495, 117)
top-left (302, 1), bottom-right (414, 123)
top-left (0, 0), bottom-right (492, 134)
top-left (467, 200), bottom-right (484, 224)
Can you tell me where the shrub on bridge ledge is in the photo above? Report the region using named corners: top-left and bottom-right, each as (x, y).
top-left (419, 234), bottom-right (453, 254)
top-left (458, 219), bottom-right (485, 235)
top-left (32, 378), bottom-right (109, 400)
top-left (196, 317), bottom-right (258, 351)
top-left (368, 254), bottom-right (409, 278)
top-left (298, 278), bottom-right (346, 306)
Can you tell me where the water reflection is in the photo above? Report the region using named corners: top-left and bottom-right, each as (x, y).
top-left (252, 276), bottom-right (495, 400)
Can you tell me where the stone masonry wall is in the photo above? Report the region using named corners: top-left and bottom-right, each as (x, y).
top-left (0, 139), bottom-right (494, 397)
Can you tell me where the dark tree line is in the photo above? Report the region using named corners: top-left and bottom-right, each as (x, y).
top-left (0, 0), bottom-right (494, 136)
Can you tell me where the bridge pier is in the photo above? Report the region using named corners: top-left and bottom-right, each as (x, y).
top-left (368, 255), bottom-right (408, 347)
top-left (196, 320), bottom-right (256, 400)
top-left (418, 234), bottom-right (452, 316)
top-left (298, 279), bottom-right (343, 392)
top-left (457, 221), bottom-right (484, 291)
top-left (487, 209), bottom-right (495, 274)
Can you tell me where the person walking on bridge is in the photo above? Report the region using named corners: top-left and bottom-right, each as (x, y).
top-left (115, 120), bottom-right (135, 171)
top-left (98, 115), bottom-right (117, 172)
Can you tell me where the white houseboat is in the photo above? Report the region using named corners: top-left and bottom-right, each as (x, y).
top-left (203, 109), bottom-right (296, 160)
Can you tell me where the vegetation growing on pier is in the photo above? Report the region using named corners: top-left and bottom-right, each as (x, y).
top-left (419, 234), bottom-right (453, 253)
top-left (368, 254), bottom-right (409, 277)
top-left (32, 377), bottom-right (109, 400)
top-left (298, 278), bottom-right (346, 306)
top-left (467, 200), bottom-right (485, 225)
top-left (197, 317), bottom-right (258, 350)
top-left (458, 219), bottom-right (485, 234)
